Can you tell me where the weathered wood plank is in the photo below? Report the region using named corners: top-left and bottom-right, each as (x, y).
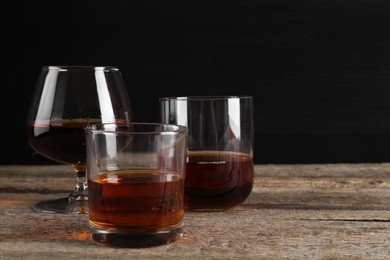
top-left (1, 164), bottom-right (390, 259)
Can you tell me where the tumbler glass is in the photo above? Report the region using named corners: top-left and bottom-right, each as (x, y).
top-left (85, 123), bottom-right (187, 247)
top-left (160, 96), bottom-right (254, 211)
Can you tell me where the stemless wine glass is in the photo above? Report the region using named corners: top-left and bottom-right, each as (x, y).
top-left (160, 96), bottom-right (254, 211)
top-left (26, 66), bottom-right (132, 214)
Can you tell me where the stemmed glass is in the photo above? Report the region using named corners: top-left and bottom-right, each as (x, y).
top-left (26, 66), bottom-right (132, 214)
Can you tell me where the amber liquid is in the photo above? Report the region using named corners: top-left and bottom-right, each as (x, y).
top-left (27, 119), bottom-right (103, 165)
top-left (185, 151), bottom-right (254, 210)
top-left (88, 170), bottom-right (184, 233)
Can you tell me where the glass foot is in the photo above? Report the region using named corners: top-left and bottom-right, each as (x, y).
top-left (34, 197), bottom-right (88, 214)
top-left (90, 224), bottom-right (183, 248)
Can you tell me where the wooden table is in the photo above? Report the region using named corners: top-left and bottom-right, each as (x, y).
top-left (1, 164), bottom-right (390, 259)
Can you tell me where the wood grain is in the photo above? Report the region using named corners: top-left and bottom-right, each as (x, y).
top-left (1, 164), bottom-right (390, 259)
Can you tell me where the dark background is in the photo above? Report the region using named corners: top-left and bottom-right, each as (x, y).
top-left (3, 0), bottom-right (390, 165)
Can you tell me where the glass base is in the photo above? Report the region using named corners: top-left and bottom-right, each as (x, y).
top-left (34, 197), bottom-right (88, 214)
top-left (90, 222), bottom-right (183, 248)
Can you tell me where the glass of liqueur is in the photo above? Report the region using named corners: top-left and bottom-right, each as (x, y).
top-left (26, 66), bottom-right (132, 214)
top-left (85, 123), bottom-right (187, 247)
top-left (160, 96), bottom-right (254, 211)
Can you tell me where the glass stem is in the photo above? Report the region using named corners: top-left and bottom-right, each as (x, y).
top-left (70, 165), bottom-right (88, 201)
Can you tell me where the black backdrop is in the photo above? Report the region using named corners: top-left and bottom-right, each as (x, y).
top-left (3, 0), bottom-right (390, 164)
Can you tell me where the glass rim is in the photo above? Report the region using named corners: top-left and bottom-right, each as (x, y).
top-left (159, 95), bottom-right (253, 101)
top-left (42, 66), bottom-right (119, 71)
top-left (85, 122), bottom-right (188, 135)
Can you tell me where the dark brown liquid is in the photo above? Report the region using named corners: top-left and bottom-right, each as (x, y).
top-left (27, 119), bottom-right (102, 165)
top-left (185, 151), bottom-right (254, 210)
top-left (88, 170), bottom-right (184, 233)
